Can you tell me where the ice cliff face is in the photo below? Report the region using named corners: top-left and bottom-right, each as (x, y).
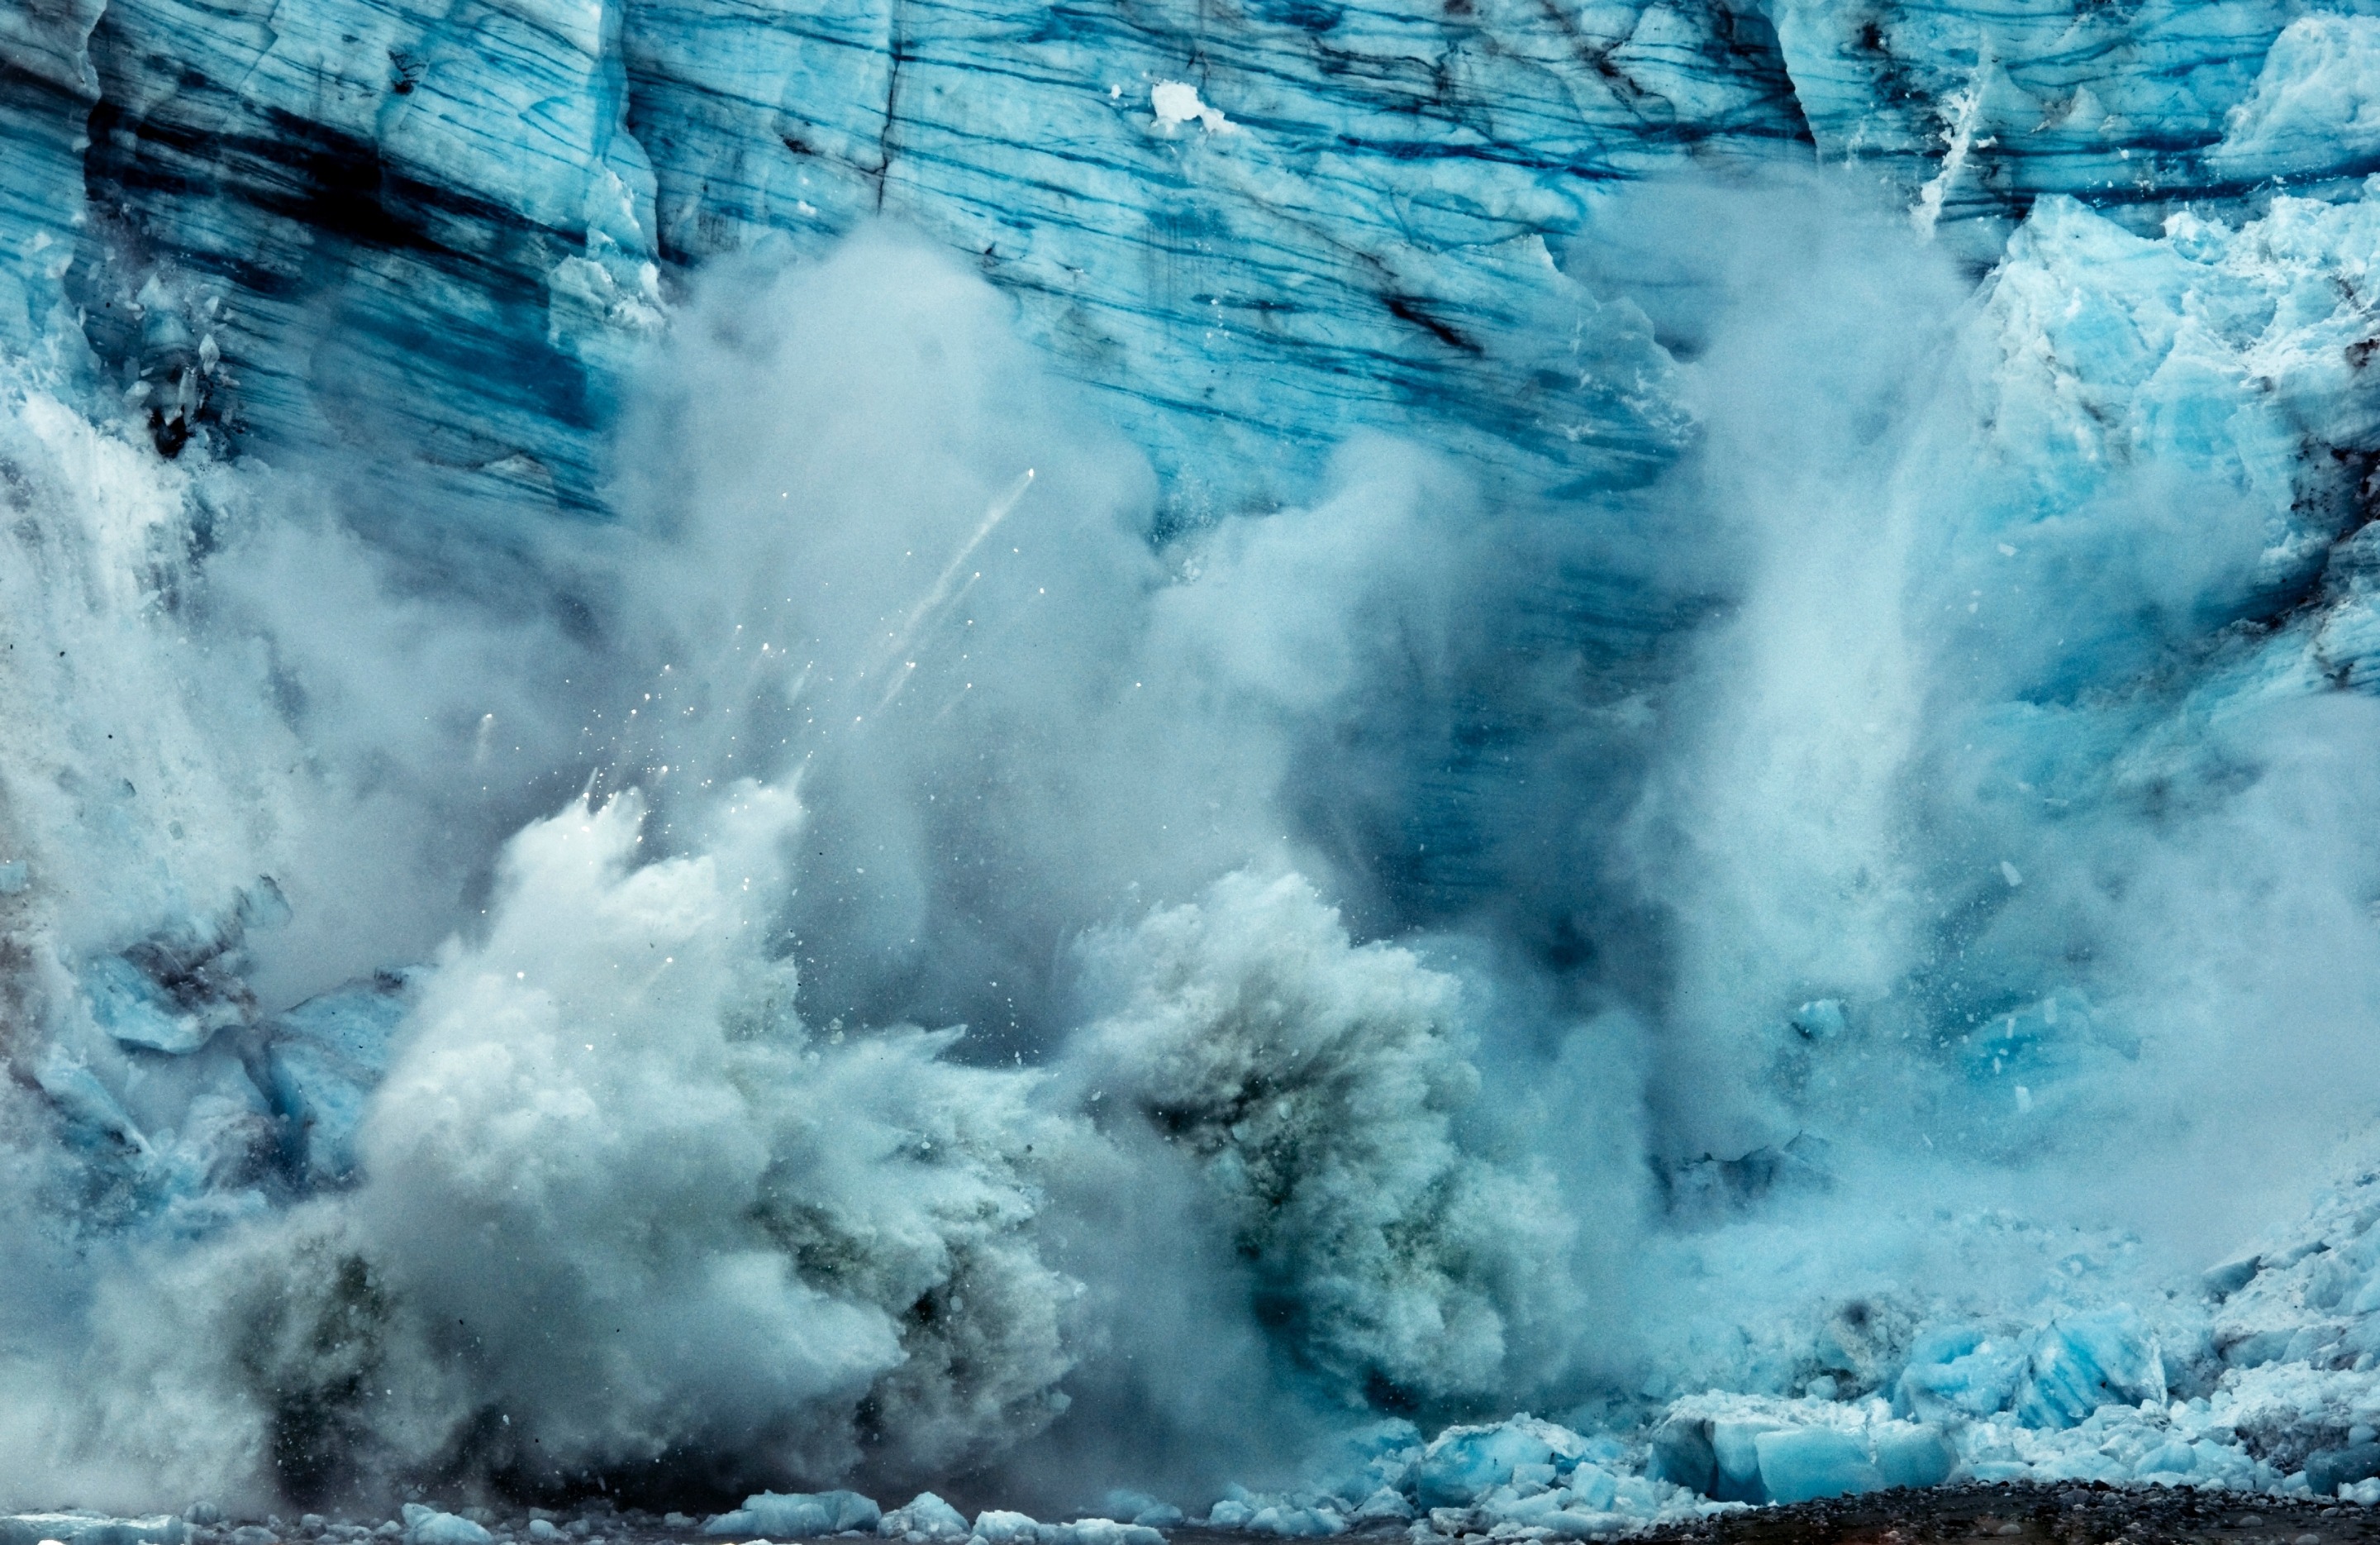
top-left (10, 0), bottom-right (2380, 523)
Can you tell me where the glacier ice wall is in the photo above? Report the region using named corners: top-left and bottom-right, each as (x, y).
top-left (12, 0), bottom-right (2380, 1521)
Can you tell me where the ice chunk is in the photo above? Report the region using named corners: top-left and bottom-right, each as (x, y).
top-left (2206, 1257), bottom-right (2263, 1299)
top-left (1411, 1416), bottom-right (1585, 1507)
top-left (259, 971), bottom-right (416, 1186)
top-left (1710, 1418), bottom-right (1783, 1502)
top-left (401, 1509), bottom-right (491, 1545)
top-left (879, 1498), bottom-right (968, 1541)
top-left (1899, 1328), bottom-right (2030, 1422)
top-left (2015, 1309), bottom-right (2167, 1429)
top-left (1150, 81), bottom-right (1232, 134)
top-left (1565, 1466), bottom-right (1619, 1512)
top-left (707, 1495), bottom-right (882, 1538)
top-left (1789, 999), bottom-right (1847, 1040)
top-left (1753, 1428), bottom-right (1884, 1504)
top-left (1239, 1507), bottom-right (1342, 1538)
top-left (1645, 1415), bottom-right (1716, 1495)
top-left (1875, 1424), bottom-right (1958, 1490)
top-left (1035, 1524), bottom-right (1162, 1545)
top-left (2306, 1444), bottom-right (2380, 1497)
top-left (971, 1515), bottom-right (1037, 1544)
top-left (83, 954), bottom-right (235, 1054)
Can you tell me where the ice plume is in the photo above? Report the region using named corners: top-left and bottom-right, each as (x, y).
top-left (1066, 870), bottom-right (1578, 1411)
top-left (13, 166), bottom-right (2380, 1519)
top-left (48, 784), bottom-right (1079, 1507)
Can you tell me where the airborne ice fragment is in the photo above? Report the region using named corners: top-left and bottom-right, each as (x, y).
top-left (1150, 81), bottom-right (1233, 133)
top-left (83, 953), bottom-right (231, 1054)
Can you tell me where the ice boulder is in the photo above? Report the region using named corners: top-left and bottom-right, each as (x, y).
top-left (1412, 1415), bottom-right (1587, 1507)
top-left (1754, 1428), bottom-right (1884, 1504)
top-left (1709, 1418), bottom-right (1783, 1502)
top-left (1875, 1424), bottom-right (1959, 1490)
top-left (1897, 1327), bottom-right (2030, 1422)
top-left (1648, 1394), bottom-right (1956, 1502)
top-left (1645, 1414), bottom-right (1717, 1495)
top-left (879, 1497), bottom-right (969, 1541)
top-left (402, 1509), bottom-right (492, 1545)
top-left (2014, 1309), bottom-right (2167, 1429)
top-left (972, 1514), bottom-right (1038, 1544)
top-left (2306, 1443), bottom-right (2380, 1497)
top-left (1565, 1465), bottom-right (1619, 1512)
top-left (706, 1494), bottom-right (883, 1538)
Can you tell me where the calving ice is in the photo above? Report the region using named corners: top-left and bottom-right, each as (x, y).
top-left (9, 0), bottom-right (2380, 1526)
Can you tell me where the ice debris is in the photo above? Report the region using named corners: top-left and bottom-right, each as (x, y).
top-left (878, 1497), bottom-right (969, 1541)
top-left (703, 1496), bottom-right (882, 1539)
top-left (400, 1509), bottom-right (491, 1545)
top-left (0, 1519), bottom-right (187, 1545)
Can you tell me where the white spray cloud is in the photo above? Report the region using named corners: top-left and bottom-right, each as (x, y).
top-left (11, 169), bottom-right (2380, 1517)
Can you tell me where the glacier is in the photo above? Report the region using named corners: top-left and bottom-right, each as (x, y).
top-left (13, 0), bottom-right (2380, 1524)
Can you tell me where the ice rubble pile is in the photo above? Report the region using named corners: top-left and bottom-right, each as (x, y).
top-left (1175, 1176), bottom-right (2380, 1531)
top-left (703, 1494), bottom-right (1167, 1545)
top-left (691, 1289), bottom-right (2380, 1545)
